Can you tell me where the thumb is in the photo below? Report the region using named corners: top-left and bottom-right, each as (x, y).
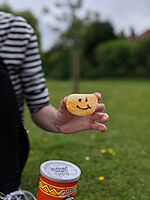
top-left (58, 96), bottom-right (68, 113)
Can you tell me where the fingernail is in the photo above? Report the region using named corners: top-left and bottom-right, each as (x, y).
top-left (101, 126), bottom-right (107, 132)
top-left (102, 116), bottom-right (108, 122)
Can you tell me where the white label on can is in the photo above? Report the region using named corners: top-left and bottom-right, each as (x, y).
top-left (41, 160), bottom-right (81, 182)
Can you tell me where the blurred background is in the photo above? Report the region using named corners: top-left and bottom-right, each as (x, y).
top-left (1, 1), bottom-right (150, 199)
top-left (0, 0), bottom-right (150, 92)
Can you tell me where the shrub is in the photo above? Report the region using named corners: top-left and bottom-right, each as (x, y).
top-left (132, 38), bottom-right (150, 77)
top-left (42, 47), bottom-right (71, 79)
top-left (95, 39), bottom-right (135, 78)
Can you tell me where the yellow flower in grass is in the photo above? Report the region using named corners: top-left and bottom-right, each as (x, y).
top-left (99, 148), bottom-right (107, 154)
top-left (108, 148), bottom-right (116, 156)
top-left (99, 148), bottom-right (117, 157)
top-left (98, 176), bottom-right (105, 182)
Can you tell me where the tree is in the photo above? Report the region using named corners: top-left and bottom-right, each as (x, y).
top-left (42, 0), bottom-right (119, 80)
top-left (47, 0), bottom-right (84, 92)
top-left (42, 45), bottom-right (71, 79)
top-left (0, 3), bottom-right (41, 50)
top-left (76, 19), bottom-right (116, 79)
top-left (17, 10), bottom-right (41, 50)
top-left (82, 21), bottom-right (116, 55)
top-left (0, 3), bottom-right (13, 13)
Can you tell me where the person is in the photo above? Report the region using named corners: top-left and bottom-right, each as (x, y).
top-left (0, 11), bottom-right (109, 200)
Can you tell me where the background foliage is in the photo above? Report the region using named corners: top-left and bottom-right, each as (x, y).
top-left (0, 2), bottom-right (150, 79)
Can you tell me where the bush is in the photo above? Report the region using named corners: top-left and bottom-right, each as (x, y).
top-left (42, 47), bottom-right (71, 79)
top-left (132, 38), bottom-right (150, 77)
top-left (42, 38), bottom-right (150, 79)
top-left (95, 39), bottom-right (135, 78)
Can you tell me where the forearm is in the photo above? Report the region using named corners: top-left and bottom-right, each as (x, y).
top-left (31, 94), bottom-right (109, 134)
top-left (31, 105), bottom-right (60, 133)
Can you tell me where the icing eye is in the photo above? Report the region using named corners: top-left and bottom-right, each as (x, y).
top-left (85, 97), bottom-right (88, 102)
top-left (78, 98), bottom-right (82, 102)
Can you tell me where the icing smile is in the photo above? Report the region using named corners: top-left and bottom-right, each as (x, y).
top-left (77, 104), bottom-right (91, 110)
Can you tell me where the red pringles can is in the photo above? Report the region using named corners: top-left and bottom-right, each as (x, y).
top-left (37, 160), bottom-right (81, 200)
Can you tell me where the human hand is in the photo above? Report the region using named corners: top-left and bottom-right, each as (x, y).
top-left (54, 92), bottom-right (109, 134)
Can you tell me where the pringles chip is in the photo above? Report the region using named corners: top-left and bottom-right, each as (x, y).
top-left (66, 94), bottom-right (98, 116)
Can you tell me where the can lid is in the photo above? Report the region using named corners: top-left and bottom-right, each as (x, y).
top-left (40, 160), bottom-right (81, 183)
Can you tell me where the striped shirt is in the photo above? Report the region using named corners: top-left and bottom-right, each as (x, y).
top-left (0, 11), bottom-right (50, 115)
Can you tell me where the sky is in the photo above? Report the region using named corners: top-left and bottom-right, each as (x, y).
top-left (1, 0), bottom-right (150, 50)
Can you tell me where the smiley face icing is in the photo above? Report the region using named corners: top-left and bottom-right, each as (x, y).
top-left (66, 94), bottom-right (98, 116)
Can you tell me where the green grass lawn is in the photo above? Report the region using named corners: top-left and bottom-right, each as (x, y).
top-left (22, 79), bottom-right (150, 200)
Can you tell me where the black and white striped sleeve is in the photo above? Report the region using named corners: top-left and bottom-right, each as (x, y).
top-left (20, 21), bottom-right (50, 113)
